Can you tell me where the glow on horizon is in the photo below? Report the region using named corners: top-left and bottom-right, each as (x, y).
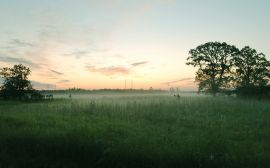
top-left (0, 0), bottom-right (269, 90)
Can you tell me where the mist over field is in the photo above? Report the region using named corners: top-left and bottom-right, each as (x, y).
top-left (0, 92), bottom-right (270, 167)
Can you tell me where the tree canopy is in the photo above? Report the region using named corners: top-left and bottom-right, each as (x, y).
top-left (0, 64), bottom-right (33, 99)
top-left (233, 46), bottom-right (270, 87)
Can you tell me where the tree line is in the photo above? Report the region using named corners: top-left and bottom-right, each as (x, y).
top-left (187, 42), bottom-right (270, 97)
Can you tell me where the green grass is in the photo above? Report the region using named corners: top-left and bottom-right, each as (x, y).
top-left (0, 93), bottom-right (269, 168)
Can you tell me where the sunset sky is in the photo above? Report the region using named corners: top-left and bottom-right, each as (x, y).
top-left (0, 0), bottom-right (269, 90)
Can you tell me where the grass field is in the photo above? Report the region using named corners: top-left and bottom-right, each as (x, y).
top-left (0, 93), bottom-right (269, 168)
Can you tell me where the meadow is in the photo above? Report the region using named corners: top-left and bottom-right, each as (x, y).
top-left (0, 92), bottom-right (269, 168)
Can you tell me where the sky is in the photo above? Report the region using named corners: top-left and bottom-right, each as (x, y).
top-left (0, 0), bottom-right (269, 90)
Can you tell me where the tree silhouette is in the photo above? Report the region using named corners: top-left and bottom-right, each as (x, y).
top-left (186, 42), bottom-right (239, 95)
top-left (0, 64), bottom-right (34, 99)
top-left (233, 46), bottom-right (270, 96)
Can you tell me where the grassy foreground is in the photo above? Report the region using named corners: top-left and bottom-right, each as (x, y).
top-left (0, 93), bottom-right (269, 168)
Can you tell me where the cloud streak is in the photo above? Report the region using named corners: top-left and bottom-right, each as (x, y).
top-left (50, 70), bottom-right (64, 75)
top-left (0, 55), bottom-right (40, 68)
top-left (64, 50), bottom-right (89, 59)
top-left (9, 39), bottom-right (34, 47)
top-left (64, 48), bottom-right (109, 59)
top-left (86, 65), bottom-right (131, 76)
top-left (57, 79), bottom-right (71, 83)
top-left (131, 61), bottom-right (148, 67)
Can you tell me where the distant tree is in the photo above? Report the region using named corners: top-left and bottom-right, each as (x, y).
top-left (233, 46), bottom-right (270, 96)
top-left (186, 42), bottom-right (239, 95)
top-left (0, 64), bottom-right (34, 99)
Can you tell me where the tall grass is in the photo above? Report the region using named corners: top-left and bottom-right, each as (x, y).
top-left (0, 94), bottom-right (269, 167)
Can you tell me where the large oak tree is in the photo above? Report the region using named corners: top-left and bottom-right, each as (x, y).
top-left (186, 42), bottom-right (239, 95)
